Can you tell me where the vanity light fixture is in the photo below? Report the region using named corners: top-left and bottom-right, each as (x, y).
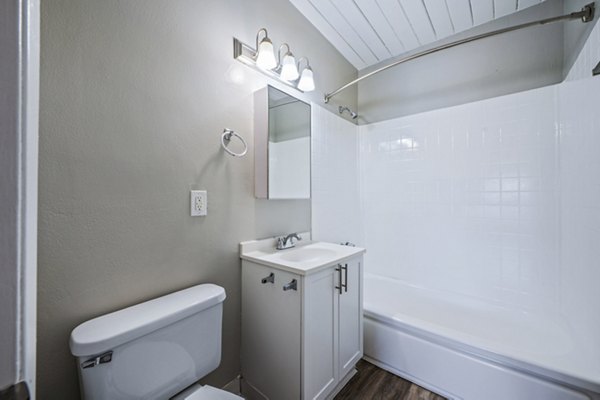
top-left (277, 44), bottom-right (299, 81)
top-left (233, 28), bottom-right (314, 92)
top-left (255, 28), bottom-right (277, 70)
top-left (297, 58), bottom-right (315, 92)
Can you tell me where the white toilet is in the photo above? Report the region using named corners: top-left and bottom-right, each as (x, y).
top-left (69, 284), bottom-right (243, 400)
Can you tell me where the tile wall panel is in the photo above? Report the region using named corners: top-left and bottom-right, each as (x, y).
top-left (311, 104), bottom-right (362, 247)
top-left (558, 76), bottom-right (600, 349)
top-left (359, 86), bottom-right (560, 311)
top-left (311, 31), bottom-right (600, 337)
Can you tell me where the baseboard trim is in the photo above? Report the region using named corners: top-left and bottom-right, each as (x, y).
top-left (222, 376), bottom-right (242, 396)
top-left (240, 379), bottom-right (268, 400)
top-left (325, 368), bottom-right (357, 400)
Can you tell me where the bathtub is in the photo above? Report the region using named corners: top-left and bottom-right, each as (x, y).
top-left (363, 274), bottom-right (600, 400)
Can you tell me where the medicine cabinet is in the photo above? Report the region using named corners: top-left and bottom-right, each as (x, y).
top-left (254, 86), bottom-right (311, 199)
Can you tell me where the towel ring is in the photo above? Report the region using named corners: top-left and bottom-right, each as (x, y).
top-left (221, 128), bottom-right (248, 157)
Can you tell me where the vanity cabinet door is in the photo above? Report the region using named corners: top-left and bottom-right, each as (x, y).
top-left (303, 267), bottom-right (338, 400)
top-left (242, 262), bottom-right (302, 400)
top-left (337, 258), bottom-right (363, 379)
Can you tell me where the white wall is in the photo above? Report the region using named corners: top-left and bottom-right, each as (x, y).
top-left (311, 105), bottom-right (362, 247)
top-left (0, 0), bottom-right (39, 397)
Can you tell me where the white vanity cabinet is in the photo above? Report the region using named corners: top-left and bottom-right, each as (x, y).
top-left (303, 257), bottom-right (363, 400)
top-left (240, 241), bottom-right (364, 400)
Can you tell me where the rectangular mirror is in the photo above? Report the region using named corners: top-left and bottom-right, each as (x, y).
top-left (255, 86), bottom-right (311, 199)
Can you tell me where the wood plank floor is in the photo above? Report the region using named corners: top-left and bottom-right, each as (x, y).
top-left (334, 360), bottom-right (446, 400)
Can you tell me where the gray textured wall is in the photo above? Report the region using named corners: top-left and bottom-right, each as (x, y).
top-left (38, 0), bottom-right (356, 398)
top-left (356, 0), bottom-right (568, 124)
top-left (0, 0), bottom-right (19, 390)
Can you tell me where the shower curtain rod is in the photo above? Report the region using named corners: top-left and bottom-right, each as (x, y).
top-left (323, 3), bottom-right (595, 103)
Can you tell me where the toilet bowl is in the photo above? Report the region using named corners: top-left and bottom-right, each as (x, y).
top-left (69, 284), bottom-right (243, 400)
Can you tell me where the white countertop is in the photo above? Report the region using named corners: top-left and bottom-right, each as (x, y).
top-left (240, 235), bottom-right (365, 276)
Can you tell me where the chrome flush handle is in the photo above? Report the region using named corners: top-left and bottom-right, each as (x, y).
top-left (81, 351), bottom-right (113, 369)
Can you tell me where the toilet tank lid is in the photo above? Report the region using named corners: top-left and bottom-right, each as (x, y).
top-left (69, 284), bottom-right (226, 357)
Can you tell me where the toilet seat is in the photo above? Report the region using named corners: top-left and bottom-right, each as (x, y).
top-left (172, 384), bottom-right (244, 400)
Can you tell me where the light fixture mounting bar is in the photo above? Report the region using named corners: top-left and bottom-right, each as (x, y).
top-left (233, 37), bottom-right (304, 93)
top-left (323, 2), bottom-right (595, 103)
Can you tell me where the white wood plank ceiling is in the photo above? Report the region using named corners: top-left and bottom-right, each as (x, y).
top-left (289, 0), bottom-right (546, 70)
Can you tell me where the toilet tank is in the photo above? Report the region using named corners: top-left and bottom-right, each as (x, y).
top-left (69, 284), bottom-right (226, 400)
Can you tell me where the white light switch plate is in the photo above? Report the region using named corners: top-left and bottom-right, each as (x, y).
top-left (191, 190), bottom-right (207, 216)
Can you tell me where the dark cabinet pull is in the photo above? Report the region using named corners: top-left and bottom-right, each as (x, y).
top-left (261, 273), bottom-right (275, 284)
top-left (335, 264), bottom-right (343, 294)
top-left (283, 279), bottom-right (297, 291)
top-left (342, 264), bottom-right (348, 293)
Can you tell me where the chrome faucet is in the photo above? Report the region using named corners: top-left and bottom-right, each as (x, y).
top-left (276, 233), bottom-right (302, 250)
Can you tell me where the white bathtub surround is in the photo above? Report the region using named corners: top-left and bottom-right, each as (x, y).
top-left (311, 104), bottom-right (362, 246)
top-left (353, 79), bottom-right (600, 398)
top-left (558, 76), bottom-right (600, 360)
top-left (311, 46), bottom-right (600, 400)
top-left (359, 85), bottom-right (560, 312)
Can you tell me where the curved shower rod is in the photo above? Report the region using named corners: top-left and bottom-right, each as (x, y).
top-left (323, 3), bottom-right (595, 103)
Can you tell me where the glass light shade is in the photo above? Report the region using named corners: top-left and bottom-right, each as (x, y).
top-left (280, 53), bottom-right (299, 81)
top-left (297, 67), bottom-right (315, 92)
top-left (256, 39), bottom-right (277, 70)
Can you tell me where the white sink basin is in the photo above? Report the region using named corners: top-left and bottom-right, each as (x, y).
top-left (276, 245), bottom-right (338, 263)
top-left (240, 237), bottom-right (366, 276)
